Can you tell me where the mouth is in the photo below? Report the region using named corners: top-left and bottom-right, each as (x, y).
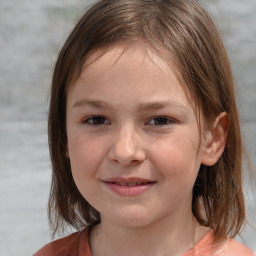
top-left (102, 177), bottom-right (156, 196)
top-left (107, 181), bottom-right (154, 186)
top-left (103, 177), bottom-right (156, 185)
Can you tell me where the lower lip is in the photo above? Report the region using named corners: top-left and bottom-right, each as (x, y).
top-left (103, 182), bottom-right (155, 197)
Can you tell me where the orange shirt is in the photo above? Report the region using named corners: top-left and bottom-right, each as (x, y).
top-left (34, 229), bottom-right (255, 256)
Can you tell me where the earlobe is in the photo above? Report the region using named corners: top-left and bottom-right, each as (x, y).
top-left (201, 112), bottom-right (229, 166)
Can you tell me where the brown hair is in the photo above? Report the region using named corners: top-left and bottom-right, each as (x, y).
top-left (48, 0), bottom-right (245, 241)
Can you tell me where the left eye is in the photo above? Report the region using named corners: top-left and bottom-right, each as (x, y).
top-left (82, 116), bottom-right (109, 125)
top-left (146, 117), bottom-right (174, 125)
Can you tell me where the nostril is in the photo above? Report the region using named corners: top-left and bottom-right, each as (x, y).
top-left (108, 149), bottom-right (145, 166)
top-left (107, 130), bottom-right (146, 165)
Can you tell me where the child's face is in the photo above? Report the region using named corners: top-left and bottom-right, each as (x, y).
top-left (66, 45), bottom-right (209, 228)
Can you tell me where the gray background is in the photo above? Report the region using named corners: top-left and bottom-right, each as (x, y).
top-left (0, 0), bottom-right (255, 255)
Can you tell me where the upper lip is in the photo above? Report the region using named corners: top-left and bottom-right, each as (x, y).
top-left (102, 177), bottom-right (156, 185)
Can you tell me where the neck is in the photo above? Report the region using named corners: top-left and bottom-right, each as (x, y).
top-left (90, 211), bottom-right (206, 256)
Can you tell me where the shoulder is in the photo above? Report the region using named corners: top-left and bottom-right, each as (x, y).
top-left (222, 238), bottom-right (255, 256)
top-left (33, 229), bottom-right (91, 256)
top-left (184, 229), bottom-right (255, 256)
top-left (33, 232), bottom-right (80, 256)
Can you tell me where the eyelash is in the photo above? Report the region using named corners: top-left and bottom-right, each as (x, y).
top-left (82, 116), bottom-right (110, 125)
top-left (82, 116), bottom-right (174, 126)
top-left (146, 117), bottom-right (175, 126)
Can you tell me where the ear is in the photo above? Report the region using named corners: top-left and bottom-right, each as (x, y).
top-left (201, 112), bottom-right (229, 166)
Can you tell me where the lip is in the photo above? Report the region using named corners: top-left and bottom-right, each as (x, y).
top-left (102, 177), bottom-right (156, 197)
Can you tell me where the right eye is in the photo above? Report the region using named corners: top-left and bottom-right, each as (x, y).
top-left (82, 116), bottom-right (110, 125)
top-left (146, 116), bottom-right (175, 126)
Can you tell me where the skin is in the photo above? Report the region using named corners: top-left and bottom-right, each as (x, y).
top-left (66, 44), bottom-right (228, 256)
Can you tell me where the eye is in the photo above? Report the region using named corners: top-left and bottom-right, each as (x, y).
top-left (146, 117), bottom-right (174, 125)
top-left (82, 116), bottom-right (110, 125)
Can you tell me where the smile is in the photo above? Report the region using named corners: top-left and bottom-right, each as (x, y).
top-left (109, 181), bottom-right (152, 186)
top-left (102, 177), bottom-right (156, 196)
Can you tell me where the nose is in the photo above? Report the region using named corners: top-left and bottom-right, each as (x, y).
top-left (108, 125), bottom-right (146, 166)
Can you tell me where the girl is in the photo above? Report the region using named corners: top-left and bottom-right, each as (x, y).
top-left (35, 0), bottom-right (254, 255)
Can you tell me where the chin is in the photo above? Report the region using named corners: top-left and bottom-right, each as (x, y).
top-left (104, 207), bottom-right (157, 228)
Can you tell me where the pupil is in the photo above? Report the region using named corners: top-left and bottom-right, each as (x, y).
top-left (155, 117), bottom-right (167, 125)
top-left (94, 117), bottom-right (104, 124)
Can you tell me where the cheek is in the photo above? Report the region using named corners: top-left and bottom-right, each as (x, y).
top-left (67, 135), bottom-right (105, 202)
top-left (68, 134), bottom-right (103, 179)
top-left (150, 140), bottom-right (201, 206)
top-left (150, 136), bottom-right (200, 182)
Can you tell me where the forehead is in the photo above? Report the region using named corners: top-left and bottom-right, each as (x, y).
top-left (74, 43), bottom-right (195, 107)
top-left (78, 44), bottom-right (179, 89)
top-left (75, 45), bottom-right (175, 92)
top-left (82, 44), bottom-right (171, 77)
top-left (68, 44), bottom-right (197, 113)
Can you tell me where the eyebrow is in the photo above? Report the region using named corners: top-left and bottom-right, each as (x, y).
top-left (72, 99), bottom-right (187, 111)
top-left (137, 101), bottom-right (187, 111)
top-left (73, 100), bottom-right (109, 109)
